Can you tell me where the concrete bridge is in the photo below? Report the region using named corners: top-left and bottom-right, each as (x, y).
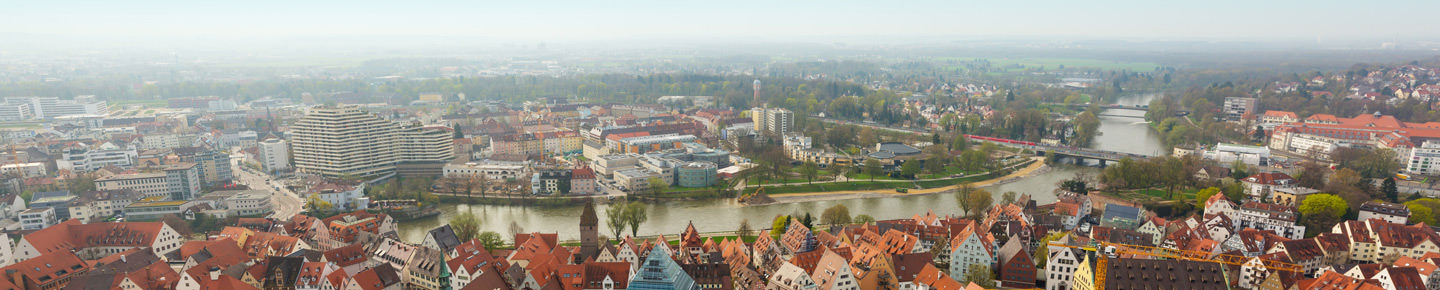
top-left (964, 136), bottom-right (1153, 165)
top-left (1097, 113), bottom-right (1147, 118)
top-left (816, 117), bottom-right (1156, 164)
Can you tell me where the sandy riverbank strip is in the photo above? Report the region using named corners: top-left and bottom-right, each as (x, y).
top-left (760, 157), bottom-right (1051, 205)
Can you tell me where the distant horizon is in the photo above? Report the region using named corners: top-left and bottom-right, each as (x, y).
top-left (4, 0), bottom-right (1440, 54)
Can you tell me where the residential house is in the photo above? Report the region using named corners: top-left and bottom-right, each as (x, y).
top-left (1203, 193), bottom-right (1236, 217)
top-left (1359, 201), bottom-right (1411, 224)
top-left (1235, 202), bottom-right (1306, 239)
top-left (997, 236), bottom-right (1036, 288)
top-left (809, 250), bottom-right (859, 290)
top-left (1240, 173), bottom-right (1295, 201)
top-left (948, 225), bottom-right (995, 280)
top-left (769, 262), bottom-right (818, 290)
top-left (1267, 239), bottom-right (1325, 276)
top-left (1046, 237), bottom-right (1084, 290)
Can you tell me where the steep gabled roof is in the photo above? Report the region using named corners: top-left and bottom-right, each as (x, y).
top-left (324, 243), bottom-right (369, 268)
top-left (22, 219), bottom-right (170, 257)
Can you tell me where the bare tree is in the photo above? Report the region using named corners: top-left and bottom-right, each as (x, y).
top-left (736, 219), bottom-right (754, 239)
top-left (440, 176), bottom-right (464, 194)
top-left (508, 221), bottom-right (524, 240)
top-left (473, 175), bottom-right (491, 199)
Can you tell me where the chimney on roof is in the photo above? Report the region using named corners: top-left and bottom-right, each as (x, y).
top-left (209, 266), bottom-right (221, 281)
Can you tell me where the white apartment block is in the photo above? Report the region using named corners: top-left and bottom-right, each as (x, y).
top-left (1407, 141), bottom-right (1440, 176)
top-left (58, 143), bottom-right (138, 172)
top-left (0, 103), bottom-right (32, 121)
top-left (139, 134), bottom-right (196, 150)
top-left (0, 163), bottom-right (46, 178)
top-left (18, 208), bottom-right (56, 230)
top-left (258, 138), bottom-right (291, 172)
top-left (752, 107), bottom-right (794, 135)
top-left (291, 105), bottom-right (400, 178)
top-left (398, 125), bottom-right (455, 162)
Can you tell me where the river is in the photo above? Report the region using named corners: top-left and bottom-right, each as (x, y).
top-left (396, 93), bottom-right (1169, 242)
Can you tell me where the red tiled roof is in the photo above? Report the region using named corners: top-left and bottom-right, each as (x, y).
top-left (1, 251), bottom-right (88, 288)
top-left (1384, 266), bottom-right (1426, 290)
top-left (22, 219), bottom-right (170, 257)
top-left (1394, 256), bottom-right (1438, 276)
top-left (181, 238), bottom-right (248, 266)
top-left (514, 233), bottom-right (559, 250)
top-left (1279, 239), bottom-right (1324, 261)
top-left (571, 168), bottom-right (595, 180)
top-left (1264, 111), bottom-right (1298, 119)
top-left (124, 260), bottom-right (180, 289)
top-left (322, 212), bottom-right (390, 244)
top-left (1243, 173), bottom-right (1294, 186)
top-left (916, 263), bottom-right (961, 290)
top-left (788, 250), bottom-right (825, 273)
top-left (325, 270), bottom-right (349, 289)
top-left (324, 243), bottom-right (369, 268)
top-left (296, 262), bottom-right (328, 287)
top-left (1368, 219), bottom-right (1440, 248)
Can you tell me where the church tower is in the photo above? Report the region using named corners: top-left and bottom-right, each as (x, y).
top-left (580, 200), bottom-right (599, 260)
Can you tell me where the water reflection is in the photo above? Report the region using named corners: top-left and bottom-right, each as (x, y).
top-left (396, 93), bottom-right (1168, 242)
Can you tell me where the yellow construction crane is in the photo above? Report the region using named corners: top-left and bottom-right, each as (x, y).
top-left (1046, 240), bottom-right (1302, 290)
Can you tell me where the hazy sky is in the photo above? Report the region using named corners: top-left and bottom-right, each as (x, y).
top-left (3, 0), bottom-right (1438, 43)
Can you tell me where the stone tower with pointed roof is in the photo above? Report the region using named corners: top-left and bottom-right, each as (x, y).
top-left (580, 200), bottom-right (599, 261)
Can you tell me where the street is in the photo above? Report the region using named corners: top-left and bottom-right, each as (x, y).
top-left (231, 158), bottom-right (305, 220)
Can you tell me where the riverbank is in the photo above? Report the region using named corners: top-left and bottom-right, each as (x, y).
top-left (760, 157), bottom-right (1050, 204)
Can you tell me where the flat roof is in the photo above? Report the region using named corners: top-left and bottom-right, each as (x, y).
top-left (877, 142), bottom-right (921, 155)
top-left (128, 201), bottom-right (188, 207)
top-left (97, 173), bottom-right (166, 181)
top-left (32, 195), bottom-right (75, 204)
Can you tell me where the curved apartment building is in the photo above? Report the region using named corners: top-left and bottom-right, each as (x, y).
top-left (291, 105), bottom-right (400, 177)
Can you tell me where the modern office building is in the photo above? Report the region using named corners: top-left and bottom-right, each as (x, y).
top-left (2, 96), bottom-right (108, 119)
top-left (291, 105), bottom-right (401, 178)
top-left (676, 161), bottom-right (717, 188)
top-left (18, 208), bottom-right (56, 230)
top-left (617, 134), bottom-right (698, 154)
top-left (165, 163), bottom-right (202, 200)
top-left (57, 142), bottom-right (138, 172)
top-left (174, 147), bottom-right (232, 187)
top-left (96, 173), bottom-right (169, 199)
